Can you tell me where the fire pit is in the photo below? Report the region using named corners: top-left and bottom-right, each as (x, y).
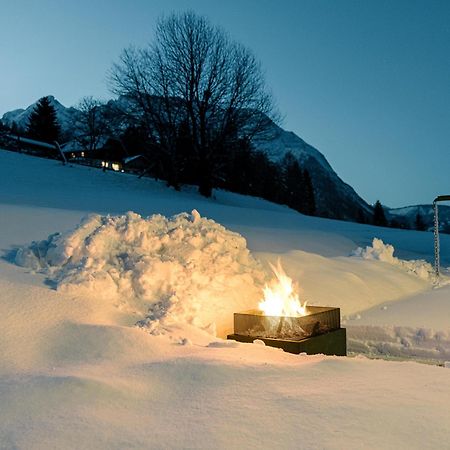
top-left (227, 306), bottom-right (346, 355)
top-left (227, 261), bottom-right (346, 355)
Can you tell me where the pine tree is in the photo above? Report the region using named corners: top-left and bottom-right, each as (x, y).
top-left (373, 200), bottom-right (388, 226)
top-left (0, 120), bottom-right (8, 146)
top-left (415, 213), bottom-right (427, 231)
top-left (10, 122), bottom-right (20, 135)
top-left (280, 154), bottom-right (316, 215)
top-left (0, 119), bottom-right (7, 134)
top-left (27, 96), bottom-right (60, 143)
top-left (302, 169), bottom-right (316, 215)
top-left (441, 222), bottom-right (450, 234)
top-left (356, 208), bottom-right (367, 224)
top-left (283, 154), bottom-right (304, 212)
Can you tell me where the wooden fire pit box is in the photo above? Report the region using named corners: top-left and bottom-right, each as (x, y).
top-left (227, 306), bottom-right (346, 356)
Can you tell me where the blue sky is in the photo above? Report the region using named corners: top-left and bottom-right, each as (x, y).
top-left (1, 0), bottom-right (449, 208)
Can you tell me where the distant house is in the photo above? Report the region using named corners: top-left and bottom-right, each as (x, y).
top-left (61, 137), bottom-right (126, 171)
top-left (60, 140), bottom-right (88, 159)
top-left (122, 154), bottom-right (149, 174)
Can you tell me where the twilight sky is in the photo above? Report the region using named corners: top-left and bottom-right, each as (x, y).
top-left (1, 0), bottom-right (449, 208)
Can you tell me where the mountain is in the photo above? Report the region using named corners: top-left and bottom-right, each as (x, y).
top-left (2, 96), bottom-right (79, 139)
top-left (387, 204), bottom-right (450, 232)
top-left (2, 95), bottom-right (372, 221)
top-left (252, 121), bottom-right (372, 220)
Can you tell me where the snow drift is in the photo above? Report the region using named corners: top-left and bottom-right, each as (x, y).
top-left (352, 238), bottom-right (437, 282)
top-left (15, 210), bottom-right (267, 337)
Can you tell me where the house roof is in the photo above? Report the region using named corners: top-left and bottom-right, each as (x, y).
top-left (123, 154), bottom-right (146, 164)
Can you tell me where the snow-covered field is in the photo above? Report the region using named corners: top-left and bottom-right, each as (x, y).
top-left (1, 150), bottom-right (450, 449)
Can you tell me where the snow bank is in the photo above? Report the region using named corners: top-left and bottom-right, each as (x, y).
top-left (352, 238), bottom-right (436, 281)
top-left (348, 325), bottom-right (450, 363)
top-left (15, 210), bottom-right (266, 337)
top-left (346, 284), bottom-right (450, 363)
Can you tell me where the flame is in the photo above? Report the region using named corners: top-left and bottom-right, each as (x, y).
top-left (258, 261), bottom-right (307, 317)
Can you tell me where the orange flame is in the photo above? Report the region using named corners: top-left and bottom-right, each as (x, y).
top-left (258, 261), bottom-right (307, 317)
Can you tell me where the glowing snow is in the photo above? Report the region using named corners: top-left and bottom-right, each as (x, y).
top-left (15, 210), bottom-right (266, 337)
top-left (352, 238), bottom-right (436, 281)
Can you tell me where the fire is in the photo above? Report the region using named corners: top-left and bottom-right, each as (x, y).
top-left (258, 261), bottom-right (307, 317)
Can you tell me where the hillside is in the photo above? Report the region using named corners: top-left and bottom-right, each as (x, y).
top-left (253, 120), bottom-right (371, 219)
top-left (2, 96), bottom-right (372, 221)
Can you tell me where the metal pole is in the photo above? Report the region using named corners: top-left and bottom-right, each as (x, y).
top-left (433, 200), bottom-right (440, 277)
top-left (53, 141), bottom-right (67, 165)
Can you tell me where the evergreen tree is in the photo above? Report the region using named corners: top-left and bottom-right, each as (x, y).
top-left (10, 122), bottom-right (20, 135)
top-left (441, 222), bottom-right (450, 235)
top-left (356, 208), bottom-right (367, 224)
top-left (302, 169), bottom-right (316, 215)
top-left (280, 154), bottom-right (316, 215)
top-left (389, 219), bottom-right (403, 229)
top-left (0, 119), bottom-right (8, 134)
top-left (0, 119), bottom-right (8, 146)
top-left (415, 213), bottom-right (427, 231)
top-left (27, 96), bottom-right (60, 143)
top-left (373, 200), bottom-right (388, 226)
top-left (282, 153), bottom-right (304, 212)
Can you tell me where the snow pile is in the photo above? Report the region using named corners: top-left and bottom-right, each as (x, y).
top-left (352, 238), bottom-right (436, 281)
top-left (15, 210), bottom-right (267, 336)
top-left (352, 237), bottom-right (397, 264)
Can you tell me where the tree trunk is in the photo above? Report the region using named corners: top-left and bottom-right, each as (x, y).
top-left (198, 156), bottom-right (213, 197)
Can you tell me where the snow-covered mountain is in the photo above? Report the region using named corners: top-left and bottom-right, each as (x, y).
top-left (2, 95), bottom-right (372, 220)
top-left (1, 95), bottom-right (79, 137)
top-left (387, 204), bottom-right (450, 231)
top-left (253, 121), bottom-right (372, 220)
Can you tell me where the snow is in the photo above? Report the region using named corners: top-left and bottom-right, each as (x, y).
top-left (15, 210), bottom-right (266, 337)
top-left (347, 285), bottom-right (450, 362)
top-left (1, 149), bottom-right (450, 449)
top-left (352, 237), bottom-right (440, 282)
top-left (6, 134), bottom-right (56, 149)
top-left (253, 121), bottom-right (332, 170)
top-left (123, 154), bottom-right (145, 164)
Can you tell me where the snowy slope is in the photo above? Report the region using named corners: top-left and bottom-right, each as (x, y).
top-left (2, 96), bottom-right (372, 220)
top-left (1, 149), bottom-right (450, 449)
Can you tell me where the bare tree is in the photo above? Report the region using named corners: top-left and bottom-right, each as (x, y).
top-left (73, 96), bottom-right (111, 152)
top-left (109, 11), bottom-right (277, 196)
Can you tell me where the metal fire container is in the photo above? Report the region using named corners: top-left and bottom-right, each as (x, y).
top-left (227, 306), bottom-right (346, 356)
